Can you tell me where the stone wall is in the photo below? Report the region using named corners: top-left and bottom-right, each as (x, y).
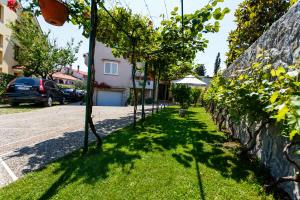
top-left (225, 2), bottom-right (300, 76)
top-left (223, 2), bottom-right (300, 199)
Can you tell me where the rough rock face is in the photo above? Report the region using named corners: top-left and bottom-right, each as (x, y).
top-left (223, 2), bottom-right (300, 199)
top-left (225, 2), bottom-right (300, 76)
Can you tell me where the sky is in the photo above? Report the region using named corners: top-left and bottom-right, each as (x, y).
top-left (37, 0), bottom-right (243, 76)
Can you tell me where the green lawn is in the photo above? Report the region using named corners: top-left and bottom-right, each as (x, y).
top-left (0, 107), bottom-right (274, 200)
top-left (0, 104), bottom-right (40, 115)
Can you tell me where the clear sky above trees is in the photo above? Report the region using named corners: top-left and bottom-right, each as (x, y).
top-left (37, 0), bottom-right (243, 76)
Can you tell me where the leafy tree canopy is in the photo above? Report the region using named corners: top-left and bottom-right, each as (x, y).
top-left (24, 0), bottom-right (229, 67)
top-left (214, 52), bottom-right (221, 75)
top-left (194, 64), bottom-right (206, 76)
top-left (9, 12), bottom-right (81, 78)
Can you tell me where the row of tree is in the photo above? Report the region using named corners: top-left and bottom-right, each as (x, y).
top-left (23, 0), bottom-right (230, 149)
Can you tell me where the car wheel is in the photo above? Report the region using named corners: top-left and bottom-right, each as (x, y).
top-left (44, 96), bottom-right (53, 107)
top-left (60, 97), bottom-right (66, 105)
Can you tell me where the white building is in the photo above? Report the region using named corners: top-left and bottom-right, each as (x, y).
top-left (0, 0), bottom-right (19, 75)
top-left (84, 42), bottom-right (154, 106)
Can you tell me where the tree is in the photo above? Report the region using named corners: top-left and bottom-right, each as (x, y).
top-left (194, 64), bottom-right (206, 76)
top-left (74, 80), bottom-right (87, 90)
top-left (171, 84), bottom-right (192, 109)
top-left (9, 12), bottom-right (80, 79)
top-left (225, 0), bottom-right (292, 67)
top-left (191, 87), bottom-right (202, 107)
top-left (213, 52), bottom-right (221, 75)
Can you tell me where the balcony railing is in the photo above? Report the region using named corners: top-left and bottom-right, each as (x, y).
top-left (133, 80), bottom-right (153, 89)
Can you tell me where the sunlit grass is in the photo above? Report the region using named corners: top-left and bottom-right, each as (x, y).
top-left (0, 107), bottom-right (275, 200)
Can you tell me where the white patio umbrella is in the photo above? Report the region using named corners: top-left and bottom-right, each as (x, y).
top-left (172, 75), bottom-right (207, 87)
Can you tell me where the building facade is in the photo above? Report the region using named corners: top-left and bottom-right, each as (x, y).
top-left (0, 0), bottom-right (19, 75)
top-left (84, 42), bottom-right (154, 106)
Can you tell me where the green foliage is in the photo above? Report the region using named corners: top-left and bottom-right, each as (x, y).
top-left (0, 73), bottom-right (15, 97)
top-left (194, 64), bottom-right (206, 76)
top-left (202, 60), bottom-right (300, 140)
top-left (225, 0), bottom-right (291, 66)
top-left (191, 87), bottom-right (202, 106)
top-left (58, 84), bottom-right (75, 89)
top-left (25, 1), bottom-right (229, 82)
top-left (171, 84), bottom-right (192, 109)
top-left (160, 1), bottom-right (230, 65)
top-left (214, 52), bottom-right (221, 75)
top-left (145, 98), bottom-right (153, 105)
top-left (9, 12), bottom-right (81, 78)
top-left (74, 80), bottom-right (87, 90)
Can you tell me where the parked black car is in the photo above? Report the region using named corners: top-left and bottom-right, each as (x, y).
top-left (75, 90), bottom-right (85, 101)
top-left (62, 88), bottom-right (78, 102)
top-left (5, 77), bottom-right (65, 107)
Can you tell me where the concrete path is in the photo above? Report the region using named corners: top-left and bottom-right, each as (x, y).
top-left (0, 104), bottom-right (153, 187)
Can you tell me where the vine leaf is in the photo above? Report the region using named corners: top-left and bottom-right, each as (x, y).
top-left (276, 103), bottom-right (289, 122)
top-left (270, 91), bottom-right (279, 104)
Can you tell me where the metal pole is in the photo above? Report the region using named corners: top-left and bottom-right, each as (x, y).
top-left (84, 0), bottom-right (97, 153)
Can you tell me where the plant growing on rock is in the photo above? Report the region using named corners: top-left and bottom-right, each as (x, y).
top-left (202, 58), bottom-right (300, 187)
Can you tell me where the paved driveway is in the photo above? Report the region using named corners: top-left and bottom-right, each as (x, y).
top-left (0, 104), bottom-right (152, 187)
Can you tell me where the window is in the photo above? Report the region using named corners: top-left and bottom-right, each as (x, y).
top-left (104, 61), bottom-right (118, 75)
top-left (45, 81), bottom-right (55, 89)
top-left (0, 50), bottom-right (3, 65)
top-left (14, 45), bottom-right (20, 59)
top-left (0, 34), bottom-right (3, 48)
top-left (0, 4), bottom-right (3, 22)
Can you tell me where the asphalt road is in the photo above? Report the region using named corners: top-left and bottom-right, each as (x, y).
top-left (0, 104), bottom-right (152, 187)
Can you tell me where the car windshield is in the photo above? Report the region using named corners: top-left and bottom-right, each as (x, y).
top-left (13, 78), bottom-right (37, 86)
top-left (63, 89), bottom-right (74, 92)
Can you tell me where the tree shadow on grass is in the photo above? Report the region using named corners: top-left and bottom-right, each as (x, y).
top-left (4, 107), bottom-right (271, 199)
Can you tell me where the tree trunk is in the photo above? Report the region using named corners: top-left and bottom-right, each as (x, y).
top-left (218, 109), bottom-right (226, 131)
top-left (141, 62), bottom-right (148, 121)
top-left (152, 64), bottom-right (157, 115)
top-left (163, 82), bottom-right (168, 108)
top-left (240, 120), bottom-right (269, 156)
top-left (156, 68), bottom-right (161, 113)
top-left (83, 0), bottom-right (102, 153)
top-left (131, 43), bottom-right (137, 128)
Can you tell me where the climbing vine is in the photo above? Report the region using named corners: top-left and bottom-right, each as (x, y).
top-left (202, 54), bottom-right (300, 185)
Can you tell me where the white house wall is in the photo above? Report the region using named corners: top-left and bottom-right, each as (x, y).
top-left (0, 1), bottom-right (18, 74)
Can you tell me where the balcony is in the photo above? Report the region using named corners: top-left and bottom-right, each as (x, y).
top-left (132, 80), bottom-right (154, 90)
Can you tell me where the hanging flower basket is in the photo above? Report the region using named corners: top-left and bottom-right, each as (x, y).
top-left (7, 0), bottom-right (20, 12)
top-left (38, 0), bottom-right (69, 26)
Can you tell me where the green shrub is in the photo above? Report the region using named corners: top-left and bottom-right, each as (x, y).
top-left (145, 98), bottom-right (153, 105)
top-left (58, 84), bottom-right (75, 89)
top-left (191, 88), bottom-right (202, 106)
top-left (171, 84), bottom-right (192, 109)
top-left (74, 80), bottom-right (86, 90)
top-left (0, 73), bottom-right (15, 97)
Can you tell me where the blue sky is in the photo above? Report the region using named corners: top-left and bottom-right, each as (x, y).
top-left (38, 0), bottom-right (243, 76)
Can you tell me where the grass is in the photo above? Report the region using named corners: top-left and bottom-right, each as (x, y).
top-left (0, 107), bottom-right (275, 200)
top-left (0, 104), bottom-right (41, 115)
